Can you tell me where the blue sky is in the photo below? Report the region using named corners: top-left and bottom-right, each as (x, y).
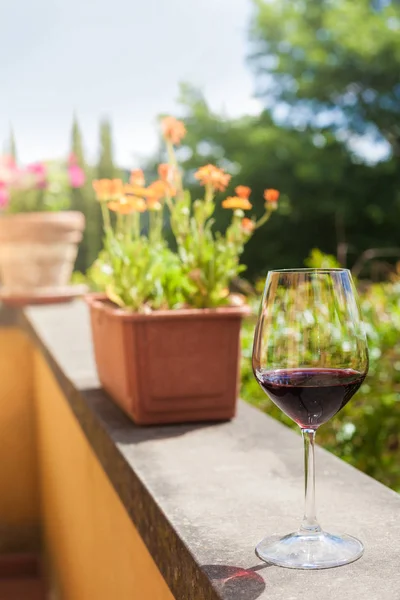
top-left (0, 0), bottom-right (260, 167)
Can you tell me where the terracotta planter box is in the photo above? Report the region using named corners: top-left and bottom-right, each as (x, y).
top-left (86, 295), bottom-right (251, 425)
top-left (0, 211), bottom-right (85, 294)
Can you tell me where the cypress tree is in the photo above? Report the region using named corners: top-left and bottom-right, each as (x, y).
top-left (69, 115), bottom-right (94, 272)
top-left (71, 115), bottom-right (84, 164)
top-left (88, 118), bottom-right (118, 263)
top-left (97, 119), bottom-right (116, 178)
top-left (8, 127), bottom-right (17, 162)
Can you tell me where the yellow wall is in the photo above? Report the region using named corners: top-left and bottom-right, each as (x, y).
top-left (34, 349), bottom-right (175, 600)
top-left (0, 328), bottom-right (40, 552)
top-left (0, 326), bottom-right (175, 599)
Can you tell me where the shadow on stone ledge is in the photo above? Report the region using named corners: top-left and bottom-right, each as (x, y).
top-left (84, 388), bottom-right (227, 445)
top-left (202, 564), bottom-right (269, 600)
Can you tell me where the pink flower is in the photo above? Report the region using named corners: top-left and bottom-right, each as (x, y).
top-left (0, 182), bottom-right (9, 209)
top-left (27, 162), bottom-right (47, 189)
top-left (27, 162), bottom-right (46, 176)
top-left (68, 164), bottom-right (85, 188)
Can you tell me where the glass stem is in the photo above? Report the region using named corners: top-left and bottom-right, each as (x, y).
top-left (300, 428), bottom-right (321, 533)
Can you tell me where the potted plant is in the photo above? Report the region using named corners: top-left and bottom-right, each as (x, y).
top-left (0, 154), bottom-right (86, 299)
top-left (86, 116), bottom-right (280, 425)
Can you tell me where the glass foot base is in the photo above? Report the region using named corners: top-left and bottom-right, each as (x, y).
top-left (256, 530), bottom-right (364, 569)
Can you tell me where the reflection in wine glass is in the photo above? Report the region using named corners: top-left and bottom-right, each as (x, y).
top-left (252, 269), bottom-right (369, 569)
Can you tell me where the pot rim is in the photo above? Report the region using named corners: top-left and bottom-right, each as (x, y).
top-left (0, 210), bottom-right (85, 223)
top-left (85, 293), bottom-right (252, 320)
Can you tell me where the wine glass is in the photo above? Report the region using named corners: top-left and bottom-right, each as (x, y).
top-left (252, 268), bottom-right (369, 569)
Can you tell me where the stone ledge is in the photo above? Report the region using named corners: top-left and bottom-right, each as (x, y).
top-left (2, 300), bottom-right (399, 600)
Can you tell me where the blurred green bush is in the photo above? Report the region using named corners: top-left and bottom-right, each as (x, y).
top-left (241, 254), bottom-right (400, 492)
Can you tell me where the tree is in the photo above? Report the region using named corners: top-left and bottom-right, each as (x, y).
top-left (69, 115), bottom-right (96, 271)
top-left (97, 119), bottom-right (116, 179)
top-left (247, 0), bottom-right (400, 273)
top-left (71, 115), bottom-right (85, 165)
top-left (8, 127), bottom-right (17, 162)
top-left (250, 0), bottom-right (400, 155)
top-left (84, 119), bottom-right (119, 263)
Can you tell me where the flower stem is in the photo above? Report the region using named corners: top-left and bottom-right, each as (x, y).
top-left (149, 210), bottom-right (155, 243)
top-left (116, 212), bottom-right (123, 237)
top-left (101, 202), bottom-right (111, 234)
top-left (255, 209), bottom-right (272, 229)
top-left (125, 214), bottom-right (132, 244)
top-left (167, 141), bottom-right (184, 199)
top-left (205, 183), bottom-right (214, 204)
top-left (133, 212), bottom-right (140, 239)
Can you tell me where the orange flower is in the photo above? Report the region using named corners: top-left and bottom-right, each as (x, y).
top-left (128, 197), bottom-right (147, 212)
top-left (108, 197), bottom-right (135, 214)
top-left (194, 164), bottom-right (231, 192)
top-left (241, 218), bottom-right (255, 234)
top-left (158, 163), bottom-right (171, 181)
top-left (92, 179), bottom-right (106, 201)
top-left (147, 179), bottom-right (176, 199)
top-left (148, 180), bottom-right (166, 198)
top-left (124, 183), bottom-right (149, 197)
top-left (161, 116), bottom-right (186, 145)
top-left (109, 179), bottom-right (123, 199)
top-left (147, 197), bottom-right (163, 211)
top-left (108, 196), bottom-right (146, 214)
top-left (235, 185), bottom-right (251, 200)
top-left (92, 178), bottom-right (123, 201)
top-left (222, 196), bottom-right (252, 210)
top-left (130, 169), bottom-right (145, 186)
top-left (264, 188), bottom-right (280, 203)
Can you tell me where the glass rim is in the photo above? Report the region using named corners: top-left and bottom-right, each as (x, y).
top-left (269, 268), bottom-right (350, 274)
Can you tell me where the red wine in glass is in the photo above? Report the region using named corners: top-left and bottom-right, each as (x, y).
top-left (252, 268), bottom-right (369, 569)
top-left (255, 368), bottom-right (365, 429)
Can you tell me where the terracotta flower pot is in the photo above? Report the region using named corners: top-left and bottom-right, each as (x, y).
top-left (0, 212), bottom-right (85, 293)
top-left (86, 295), bottom-right (251, 425)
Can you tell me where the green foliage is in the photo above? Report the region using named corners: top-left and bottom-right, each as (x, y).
top-left (6, 188), bottom-right (43, 214)
top-left (250, 0), bottom-right (400, 148)
top-left (89, 241), bottom-right (193, 312)
top-left (171, 190), bottom-right (252, 308)
top-left (8, 161), bottom-right (73, 213)
top-left (304, 248), bottom-right (341, 269)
